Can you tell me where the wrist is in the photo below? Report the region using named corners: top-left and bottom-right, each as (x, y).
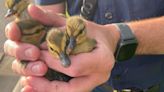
top-left (103, 24), bottom-right (120, 53)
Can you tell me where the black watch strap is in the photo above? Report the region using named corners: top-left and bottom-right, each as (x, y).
top-left (117, 23), bottom-right (136, 41)
top-left (114, 23), bottom-right (138, 61)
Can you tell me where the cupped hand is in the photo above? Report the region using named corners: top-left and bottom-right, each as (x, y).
top-left (21, 20), bottom-right (118, 92)
top-left (4, 4), bottom-right (66, 76)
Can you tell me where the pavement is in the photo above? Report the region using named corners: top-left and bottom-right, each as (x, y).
top-left (0, 0), bottom-right (20, 92)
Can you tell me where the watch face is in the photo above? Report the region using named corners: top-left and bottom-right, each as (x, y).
top-left (115, 40), bottom-right (138, 61)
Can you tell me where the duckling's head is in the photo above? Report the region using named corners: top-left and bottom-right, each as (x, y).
top-left (5, 0), bottom-right (29, 18)
top-left (66, 16), bottom-right (87, 53)
top-left (46, 28), bottom-right (71, 67)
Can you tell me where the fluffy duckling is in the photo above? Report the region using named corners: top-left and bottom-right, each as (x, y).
top-left (5, 0), bottom-right (46, 46)
top-left (66, 16), bottom-right (97, 54)
top-left (5, 0), bottom-right (47, 46)
top-left (46, 28), bottom-right (73, 81)
top-left (46, 28), bottom-right (71, 67)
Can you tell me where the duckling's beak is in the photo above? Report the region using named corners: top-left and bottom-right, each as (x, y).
top-left (59, 52), bottom-right (71, 67)
top-left (5, 9), bottom-right (16, 18)
top-left (67, 36), bottom-right (76, 53)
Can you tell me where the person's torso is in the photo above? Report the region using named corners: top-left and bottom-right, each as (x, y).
top-left (67, 0), bottom-right (164, 24)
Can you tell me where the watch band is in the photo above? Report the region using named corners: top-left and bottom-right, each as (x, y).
top-left (114, 23), bottom-right (138, 61)
top-left (117, 23), bottom-right (136, 41)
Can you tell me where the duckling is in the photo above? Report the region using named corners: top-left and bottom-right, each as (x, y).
top-left (44, 29), bottom-right (72, 81)
top-left (5, 0), bottom-right (47, 46)
top-left (66, 16), bottom-right (97, 55)
top-left (5, 0), bottom-right (72, 82)
top-left (46, 28), bottom-right (71, 67)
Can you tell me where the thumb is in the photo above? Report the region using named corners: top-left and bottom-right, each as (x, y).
top-left (27, 4), bottom-right (66, 27)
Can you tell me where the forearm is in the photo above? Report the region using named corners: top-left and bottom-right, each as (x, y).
top-left (127, 16), bottom-right (164, 54)
top-left (104, 16), bottom-right (164, 55)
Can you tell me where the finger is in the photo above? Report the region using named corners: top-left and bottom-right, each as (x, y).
top-left (4, 40), bottom-right (40, 61)
top-left (23, 77), bottom-right (51, 92)
top-left (5, 22), bottom-right (21, 41)
top-left (28, 4), bottom-right (65, 27)
top-left (12, 60), bottom-right (48, 76)
top-left (21, 86), bottom-right (35, 92)
top-left (40, 42), bottom-right (48, 50)
top-left (39, 50), bottom-right (99, 77)
top-left (20, 77), bottom-right (35, 92)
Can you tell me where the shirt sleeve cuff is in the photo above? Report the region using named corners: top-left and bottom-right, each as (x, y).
top-left (35, 0), bottom-right (65, 5)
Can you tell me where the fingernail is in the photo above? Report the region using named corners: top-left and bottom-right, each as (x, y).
top-left (21, 86), bottom-right (35, 92)
top-left (21, 88), bottom-right (25, 92)
top-left (31, 64), bottom-right (41, 74)
top-left (25, 48), bottom-right (34, 58)
top-left (4, 41), bottom-right (14, 55)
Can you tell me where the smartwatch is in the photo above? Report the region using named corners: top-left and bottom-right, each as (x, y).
top-left (114, 23), bottom-right (138, 61)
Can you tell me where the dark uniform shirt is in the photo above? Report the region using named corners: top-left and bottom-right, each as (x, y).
top-left (35, 0), bottom-right (164, 92)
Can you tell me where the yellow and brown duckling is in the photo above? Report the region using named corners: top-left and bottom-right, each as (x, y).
top-left (46, 28), bottom-right (71, 67)
top-left (66, 16), bottom-right (97, 55)
top-left (5, 0), bottom-right (47, 46)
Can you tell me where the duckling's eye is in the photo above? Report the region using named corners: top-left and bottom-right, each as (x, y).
top-left (49, 47), bottom-right (59, 55)
top-left (75, 26), bottom-right (85, 38)
top-left (79, 28), bottom-right (85, 35)
top-left (50, 47), bottom-right (54, 51)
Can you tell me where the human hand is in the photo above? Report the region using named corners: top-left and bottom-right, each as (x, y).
top-left (4, 4), bottom-right (66, 76)
top-left (4, 5), bottom-right (120, 92)
top-left (20, 21), bottom-right (119, 92)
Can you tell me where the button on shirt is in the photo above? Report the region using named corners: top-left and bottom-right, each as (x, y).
top-left (104, 11), bottom-right (113, 20)
top-left (35, 0), bottom-right (164, 92)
